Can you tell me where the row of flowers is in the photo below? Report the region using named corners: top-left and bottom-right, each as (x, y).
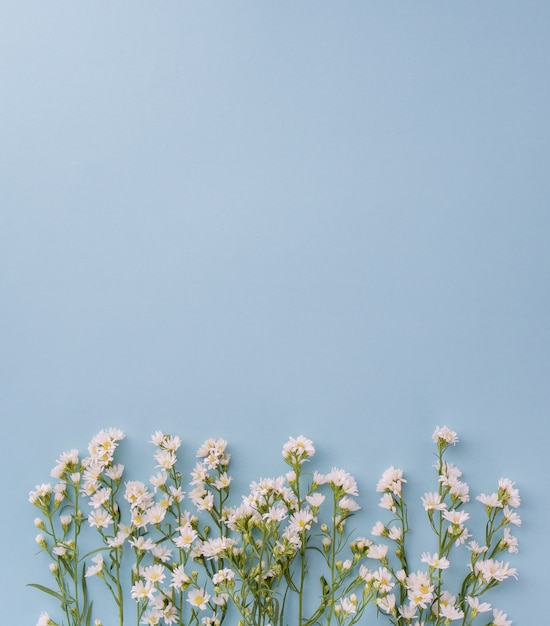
top-left (29, 426), bottom-right (520, 626)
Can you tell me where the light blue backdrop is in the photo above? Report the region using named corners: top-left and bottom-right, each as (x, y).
top-left (1, 1), bottom-right (548, 624)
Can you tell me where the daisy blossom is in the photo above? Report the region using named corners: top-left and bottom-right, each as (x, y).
top-left (187, 588), bottom-right (211, 611)
top-left (492, 609), bottom-right (512, 626)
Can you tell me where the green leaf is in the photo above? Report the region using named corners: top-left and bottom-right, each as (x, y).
top-left (80, 546), bottom-right (107, 561)
top-left (27, 582), bottom-right (65, 602)
top-left (83, 601), bottom-right (93, 626)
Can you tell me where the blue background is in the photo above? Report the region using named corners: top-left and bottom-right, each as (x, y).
top-left (1, 1), bottom-right (548, 623)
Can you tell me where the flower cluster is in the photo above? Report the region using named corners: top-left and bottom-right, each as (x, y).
top-left (213, 436), bottom-right (376, 626)
top-left (29, 428), bottom-right (125, 626)
top-left (29, 426), bottom-right (520, 626)
top-left (366, 426), bottom-right (521, 626)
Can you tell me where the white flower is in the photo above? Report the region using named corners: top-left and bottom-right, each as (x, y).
top-left (325, 467), bottom-right (359, 495)
top-left (420, 552), bottom-right (450, 569)
top-left (498, 478), bottom-right (520, 507)
top-left (140, 608), bottom-right (163, 625)
top-left (421, 492), bottom-right (446, 511)
top-left (88, 487), bottom-right (111, 509)
top-left (212, 568), bottom-right (235, 584)
top-left (503, 506), bottom-right (521, 526)
top-left (128, 536), bottom-right (155, 551)
top-left (200, 536), bottom-right (236, 559)
top-left (467, 596), bottom-right (492, 615)
top-left (166, 435), bottom-right (182, 451)
top-left (312, 471), bottom-right (327, 486)
top-left (438, 604), bottom-right (464, 621)
top-left (396, 569), bottom-right (407, 583)
top-left (376, 466), bottom-right (406, 495)
top-left (197, 437), bottom-right (228, 457)
top-left (131, 579), bottom-right (155, 601)
top-left (466, 540), bottom-right (488, 555)
top-left (52, 544), bottom-right (67, 556)
top-left (154, 449), bottom-right (177, 470)
top-left (29, 483), bottom-right (53, 504)
top-left (50, 449), bottom-right (79, 478)
top-left (492, 609), bottom-right (512, 626)
top-left (282, 435), bottom-right (315, 463)
top-left (339, 594), bottom-right (358, 615)
top-left (287, 509), bottom-right (316, 534)
top-left (53, 482), bottom-right (66, 503)
top-left (501, 527), bottom-right (518, 553)
top-left (161, 603), bottom-right (179, 625)
top-left (432, 425), bottom-right (458, 445)
top-left (125, 481), bottom-right (153, 510)
top-left (376, 593), bottom-right (396, 614)
top-left (170, 565), bottom-right (191, 589)
top-left (213, 472), bottom-right (232, 489)
top-left (151, 543), bottom-right (172, 562)
top-left (379, 493), bottom-right (396, 512)
top-left (406, 571), bottom-right (434, 608)
top-left (143, 564), bottom-right (166, 585)
top-left (368, 543), bottom-right (388, 561)
top-left (88, 508), bottom-right (113, 529)
top-left (439, 462), bottom-right (463, 483)
top-left (398, 603), bottom-right (418, 620)
top-left (345, 536), bottom-right (364, 554)
top-left (87, 428), bottom-right (124, 466)
top-left (107, 527), bottom-right (130, 548)
top-left (194, 491), bottom-right (214, 512)
top-left (60, 515), bottom-right (72, 529)
top-left (475, 559), bottom-right (518, 582)
top-left (449, 480), bottom-right (470, 503)
top-left (190, 462), bottom-right (208, 486)
top-left (157, 492), bottom-right (173, 508)
top-left (104, 464), bottom-right (124, 480)
top-left (388, 525), bottom-right (402, 541)
top-left (146, 504), bottom-right (167, 525)
top-left (149, 471), bottom-right (168, 489)
top-left (262, 505), bottom-right (288, 523)
top-left (442, 509), bottom-right (470, 525)
top-left (37, 611), bottom-right (55, 626)
top-left (371, 567), bottom-right (394, 593)
top-left (306, 492), bottom-right (325, 508)
top-left (476, 492), bottom-right (502, 509)
top-left (170, 485), bottom-right (185, 502)
top-left (85, 554), bottom-right (104, 577)
top-left (358, 564), bottom-right (372, 582)
top-left (150, 431), bottom-right (166, 446)
top-left (187, 588), bottom-right (210, 611)
top-left (213, 593), bottom-right (228, 606)
top-left (435, 590), bottom-right (456, 609)
top-left (339, 496), bottom-right (361, 511)
top-left (174, 523), bottom-right (198, 549)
